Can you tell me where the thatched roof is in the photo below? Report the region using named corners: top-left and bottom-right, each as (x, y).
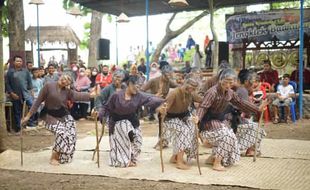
top-left (73, 0), bottom-right (296, 17)
top-left (25, 26), bottom-right (80, 45)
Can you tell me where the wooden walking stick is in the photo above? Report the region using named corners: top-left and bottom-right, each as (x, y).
top-left (253, 109), bottom-right (265, 162)
top-left (21, 101), bottom-right (27, 166)
top-left (159, 103), bottom-right (167, 173)
top-left (94, 112), bottom-right (100, 168)
top-left (193, 116), bottom-right (202, 175)
top-left (92, 119), bottom-right (105, 161)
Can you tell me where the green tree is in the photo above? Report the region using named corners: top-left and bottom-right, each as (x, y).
top-left (63, 0), bottom-right (105, 67)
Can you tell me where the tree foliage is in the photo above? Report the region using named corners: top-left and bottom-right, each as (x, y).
top-left (1, 0), bottom-right (8, 37)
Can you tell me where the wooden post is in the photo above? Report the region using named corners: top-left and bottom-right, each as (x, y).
top-left (208, 0), bottom-right (218, 74)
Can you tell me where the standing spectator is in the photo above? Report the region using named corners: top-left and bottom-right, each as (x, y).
top-left (71, 68), bottom-right (92, 120)
top-left (96, 65), bottom-right (112, 89)
top-left (44, 64), bottom-right (59, 84)
top-left (40, 54), bottom-right (46, 68)
top-left (186, 35), bottom-right (196, 49)
top-left (26, 61), bottom-right (34, 72)
top-left (48, 56), bottom-right (58, 67)
top-left (272, 74), bottom-right (295, 124)
top-left (192, 44), bottom-right (203, 69)
top-left (177, 43), bottom-right (185, 62)
top-left (31, 68), bottom-right (44, 125)
top-left (78, 55), bottom-right (85, 67)
top-left (182, 61), bottom-right (192, 74)
top-left (59, 54), bottom-right (67, 66)
top-left (205, 39), bottom-right (213, 68)
top-left (5, 55), bottom-right (35, 131)
top-left (138, 58), bottom-right (147, 74)
top-left (259, 60), bottom-right (279, 92)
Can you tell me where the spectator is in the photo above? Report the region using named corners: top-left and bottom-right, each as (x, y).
top-left (181, 61), bottom-right (192, 74)
top-left (39, 54), bottom-right (46, 68)
top-left (89, 67), bottom-right (99, 113)
top-left (192, 44), bottom-right (203, 69)
top-left (59, 54), bottom-right (67, 66)
top-left (186, 35), bottom-right (196, 49)
top-left (44, 64), bottom-right (59, 84)
top-left (95, 65), bottom-right (112, 89)
top-left (31, 67), bottom-right (44, 125)
top-left (272, 74), bottom-right (295, 124)
top-left (26, 61), bottom-right (34, 72)
top-left (6, 55), bottom-right (35, 131)
top-left (259, 60), bottom-right (279, 92)
top-left (71, 68), bottom-right (92, 120)
top-left (149, 62), bottom-right (161, 79)
top-left (290, 61), bottom-right (310, 92)
top-left (138, 58), bottom-right (147, 74)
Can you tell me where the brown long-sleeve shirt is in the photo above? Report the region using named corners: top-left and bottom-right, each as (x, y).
top-left (141, 76), bottom-right (178, 98)
top-left (160, 87), bottom-right (202, 114)
top-left (29, 82), bottom-right (90, 124)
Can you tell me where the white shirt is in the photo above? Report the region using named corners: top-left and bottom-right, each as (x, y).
top-left (277, 84), bottom-right (294, 98)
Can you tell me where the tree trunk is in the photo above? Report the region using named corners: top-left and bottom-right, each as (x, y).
top-left (88, 10), bottom-right (103, 68)
top-left (0, 6), bottom-right (6, 153)
top-left (152, 11), bottom-right (208, 63)
top-left (209, 0), bottom-right (219, 74)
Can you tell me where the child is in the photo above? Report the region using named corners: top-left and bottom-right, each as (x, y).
top-left (31, 68), bottom-right (44, 125)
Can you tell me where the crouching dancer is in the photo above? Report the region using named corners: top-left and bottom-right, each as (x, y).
top-left (102, 76), bottom-right (164, 167)
top-left (158, 78), bottom-right (202, 170)
top-left (197, 69), bottom-right (268, 171)
top-left (21, 74), bottom-right (99, 165)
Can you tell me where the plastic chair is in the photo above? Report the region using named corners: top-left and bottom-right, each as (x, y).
top-left (280, 81), bottom-right (297, 123)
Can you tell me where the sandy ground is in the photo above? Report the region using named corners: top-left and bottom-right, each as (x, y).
top-left (0, 119), bottom-right (309, 190)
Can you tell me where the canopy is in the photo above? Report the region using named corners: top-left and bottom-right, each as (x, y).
top-left (72, 0), bottom-right (295, 17)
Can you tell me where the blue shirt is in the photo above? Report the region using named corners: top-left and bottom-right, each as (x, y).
top-left (6, 68), bottom-right (33, 100)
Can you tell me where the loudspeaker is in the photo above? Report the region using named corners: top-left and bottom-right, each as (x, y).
top-left (97, 39), bottom-right (110, 60)
top-left (218, 41), bottom-right (229, 64)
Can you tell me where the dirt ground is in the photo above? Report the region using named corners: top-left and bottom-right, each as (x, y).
top-left (0, 119), bottom-right (309, 190)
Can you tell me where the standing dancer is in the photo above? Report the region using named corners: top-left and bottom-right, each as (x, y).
top-left (158, 78), bottom-right (202, 170)
top-left (197, 68), bottom-right (268, 171)
top-left (103, 76), bottom-right (164, 167)
top-left (21, 75), bottom-right (98, 165)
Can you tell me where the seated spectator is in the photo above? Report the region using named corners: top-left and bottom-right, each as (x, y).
top-left (96, 65), bottom-right (112, 89)
top-left (149, 62), bottom-right (161, 79)
top-left (259, 60), bottom-right (279, 92)
top-left (71, 68), bottom-right (91, 120)
top-left (272, 74), bottom-right (295, 124)
top-left (290, 61), bottom-right (310, 92)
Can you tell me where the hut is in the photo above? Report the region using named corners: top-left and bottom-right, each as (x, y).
top-left (25, 26), bottom-right (80, 66)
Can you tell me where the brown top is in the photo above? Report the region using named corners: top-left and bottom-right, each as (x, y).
top-left (161, 87), bottom-right (202, 114)
top-left (30, 82), bottom-right (90, 124)
top-left (141, 76), bottom-right (178, 98)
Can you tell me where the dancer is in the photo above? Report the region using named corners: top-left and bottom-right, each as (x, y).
top-left (158, 78), bottom-right (202, 170)
top-left (102, 76), bottom-right (164, 167)
top-left (21, 74), bottom-right (99, 165)
top-left (235, 69), bottom-right (267, 156)
top-left (141, 65), bottom-right (178, 148)
top-left (197, 68), bottom-right (268, 171)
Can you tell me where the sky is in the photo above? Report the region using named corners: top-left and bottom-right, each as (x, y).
top-left (2, 0), bottom-right (269, 67)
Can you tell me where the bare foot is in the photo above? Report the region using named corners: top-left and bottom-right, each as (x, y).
top-left (203, 140), bottom-right (213, 148)
top-left (176, 162), bottom-right (190, 170)
top-left (128, 161), bottom-right (137, 167)
top-left (205, 155), bottom-right (215, 165)
top-left (169, 155), bottom-right (177, 164)
top-left (49, 159), bottom-right (60, 166)
top-left (212, 164), bottom-right (226, 171)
